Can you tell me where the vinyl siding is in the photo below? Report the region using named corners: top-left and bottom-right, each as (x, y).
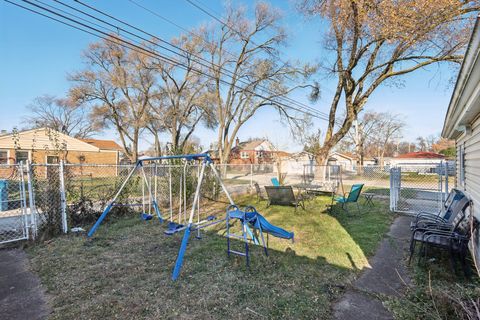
top-left (457, 115), bottom-right (480, 266)
top-left (0, 128), bottom-right (99, 152)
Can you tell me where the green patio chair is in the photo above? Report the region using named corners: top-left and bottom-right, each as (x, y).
top-left (330, 184), bottom-right (364, 214)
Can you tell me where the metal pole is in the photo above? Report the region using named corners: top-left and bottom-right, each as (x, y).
top-left (197, 164), bottom-right (201, 238)
top-left (183, 161), bottom-right (187, 224)
top-left (209, 162), bottom-right (235, 205)
top-left (187, 161), bottom-right (207, 224)
top-left (19, 162), bottom-right (29, 239)
top-left (140, 165), bottom-right (157, 216)
top-left (26, 161), bottom-right (37, 239)
top-left (59, 160), bottom-right (68, 233)
top-left (250, 164), bottom-right (253, 188)
top-left (169, 165), bottom-right (173, 221)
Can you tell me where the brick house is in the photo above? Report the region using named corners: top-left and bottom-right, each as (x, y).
top-left (229, 138), bottom-right (288, 165)
top-left (0, 128), bottom-right (123, 166)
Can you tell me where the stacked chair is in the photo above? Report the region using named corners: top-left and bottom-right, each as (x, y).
top-left (409, 189), bottom-right (478, 276)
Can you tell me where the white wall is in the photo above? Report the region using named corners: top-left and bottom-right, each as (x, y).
top-left (457, 115), bottom-right (480, 270)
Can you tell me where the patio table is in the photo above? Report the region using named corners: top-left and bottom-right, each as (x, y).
top-left (362, 193), bottom-right (375, 207)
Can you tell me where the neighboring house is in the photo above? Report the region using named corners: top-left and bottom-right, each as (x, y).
top-left (0, 128), bottom-right (123, 165)
top-left (327, 152), bottom-right (356, 171)
top-left (277, 151), bottom-right (315, 175)
top-left (388, 152), bottom-right (445, 168)
top-left (229, 138), bottom-right (283, 165)
top-left (441, 18), bottom-right (480, 267)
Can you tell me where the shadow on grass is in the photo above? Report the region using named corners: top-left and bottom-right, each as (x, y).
top-left (26, 194), bottom-right (394, 320)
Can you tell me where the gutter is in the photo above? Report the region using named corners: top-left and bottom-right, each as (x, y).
top-left (442, 15), bottom-right (480, 138)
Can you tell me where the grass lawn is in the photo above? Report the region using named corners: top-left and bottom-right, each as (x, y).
top-left (27, 195), bottom-right (394, 319)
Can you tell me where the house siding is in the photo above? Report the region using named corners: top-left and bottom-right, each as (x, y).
top-left (456, 115), bottom-right (480, 267)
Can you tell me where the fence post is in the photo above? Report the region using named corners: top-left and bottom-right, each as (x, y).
top-left (59, 160), bottom-right (68, 233)
top-left (250, 164), bottom-right (253, 188)
top-left (26, 160), bottom-right (37, 239)
top-left (19, 162), bottom-right (29, 240)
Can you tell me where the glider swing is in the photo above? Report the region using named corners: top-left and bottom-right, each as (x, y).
top-left (87, 153), bottom-right (294, 280)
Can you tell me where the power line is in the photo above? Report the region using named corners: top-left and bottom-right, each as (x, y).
top-left (183, 0), bottom-right (340, 122)
top-left (127, 0), bottom-right (341, 125)
top-left (5, 0), bottom-right (339, 126)
top-left (74, 0), bottom-right (338, 124)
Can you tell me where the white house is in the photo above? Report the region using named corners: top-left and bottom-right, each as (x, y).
top-left (278, 151), bottom-right (315, 175)
top-left (388, 152), bottom-right (446, 167)
top-left (328, 152), bottom-right (356, 171)
top-left (441, 17), bottom-right (480, 270)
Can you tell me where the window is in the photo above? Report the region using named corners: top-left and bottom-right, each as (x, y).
top-left (15, 151), bottom-right (29, 164)
top-left (47, 156), bottom-right (59, 164)
top-left (459, 144), bottom-right (465, 187)
top-left (256, 151), bottom-right (264, 158)
top-left (240, 152), bottom-right (249, 159)
top-left (0, 151), bottom-right (7, 164)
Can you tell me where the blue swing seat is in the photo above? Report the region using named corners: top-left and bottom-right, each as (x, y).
top-left (164, 222), bottom-right (185, 235)
top-left (141, 213), bottom-right (153, 221)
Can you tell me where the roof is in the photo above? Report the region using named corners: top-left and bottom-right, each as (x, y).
top-left (81, 139), bottom-right (123, 151)
top-left (273, 151), bottom-right (291, 157)
top-left (0, 128), bottom-right (99, 152)
top-left (329, 151), bottom-right (355, 160)
top-left (442, 16), bottom-right (480, 139)
top-left (281, 151), bottom-right (314, 160)
top-left (394, 152), bottom-right (445, 159)
top-left (232, 139), bottom-right (275, 151)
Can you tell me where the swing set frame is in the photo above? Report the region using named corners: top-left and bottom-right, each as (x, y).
top-left (87, 153), bottom-right (236, 280)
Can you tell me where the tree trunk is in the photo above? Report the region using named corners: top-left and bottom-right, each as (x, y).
top-left (154, 134), bottom-right (161, 157)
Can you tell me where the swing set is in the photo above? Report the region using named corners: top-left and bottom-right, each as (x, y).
top-left (87, 153), bottom-right (294, 280)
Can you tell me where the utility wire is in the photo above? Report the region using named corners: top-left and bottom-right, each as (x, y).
top-left (127, 0), bottom-right (341, 126)
top-left (5, 0), bottom-right (339, 125)
top-left (74, 0), bottom-right (338, 124)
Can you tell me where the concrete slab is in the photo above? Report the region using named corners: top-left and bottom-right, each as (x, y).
top-left (0, 249), bottom-right (49, 320)
top-left (333, 291), bottom-right (393, 320)
top-left (354, 215), bottom-right (412, 296)
top-left (334, 215), bottom-right (412, 319)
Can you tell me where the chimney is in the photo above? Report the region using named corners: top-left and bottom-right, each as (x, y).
top-left (235, 137), bottom-right (240, 147)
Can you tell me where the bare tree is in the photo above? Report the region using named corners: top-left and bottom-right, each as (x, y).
top-left (372, 113), bottom-right (405, 167)
top-left (348, 111), bottom-right (384, 165)
top-left (69, 37), bottom-right (157, 162)
top-left (23, 95), bottom-right (98, 138)
top-left (298, 0), bottom-right (479, 164)
top-left (202, 2), bottom-right (316, 163)
top-left (149, 34), bottom-right (217, 154)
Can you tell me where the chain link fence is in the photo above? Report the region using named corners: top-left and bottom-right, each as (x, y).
top-left (390, 163), bottom-right (455, 214)
top-left (0, 160), bottom-right (457, 245)
top-left (0, 164), bottom-right (29, 244)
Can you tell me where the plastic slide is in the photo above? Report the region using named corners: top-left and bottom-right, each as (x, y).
top-left (240, 208), bottom-right (293, 240)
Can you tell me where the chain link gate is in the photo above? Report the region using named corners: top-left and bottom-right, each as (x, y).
top-left (0, 164), bottom-right (30, 244)
top-left (390, 162), bottom-right (453, 214)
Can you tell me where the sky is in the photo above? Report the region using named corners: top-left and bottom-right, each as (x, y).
top-left (0, 0), bottom-right (458, 153)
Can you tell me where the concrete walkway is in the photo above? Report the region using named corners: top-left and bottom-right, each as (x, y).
top-left (333, 215), bottom-right (412, 320)
top-left (0, 248), bottom-right (49, 320)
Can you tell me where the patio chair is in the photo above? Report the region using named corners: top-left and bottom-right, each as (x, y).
top-left (410, 188), bottom-right (464, 230)
top-left (264, 186), bottom-right (305, 212)
top-left (411, 203), bottom-right (477, 276)
top-left (409, 196), bottom-right (471, 265)
top-left (254, 182), bottom-right (267, 203)
top-left (413, 192), bottom-right (468, 231)
top-left (271, 177), bottom-right (280, 186)
top-left (330, 184), bottom-right (364, 214)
